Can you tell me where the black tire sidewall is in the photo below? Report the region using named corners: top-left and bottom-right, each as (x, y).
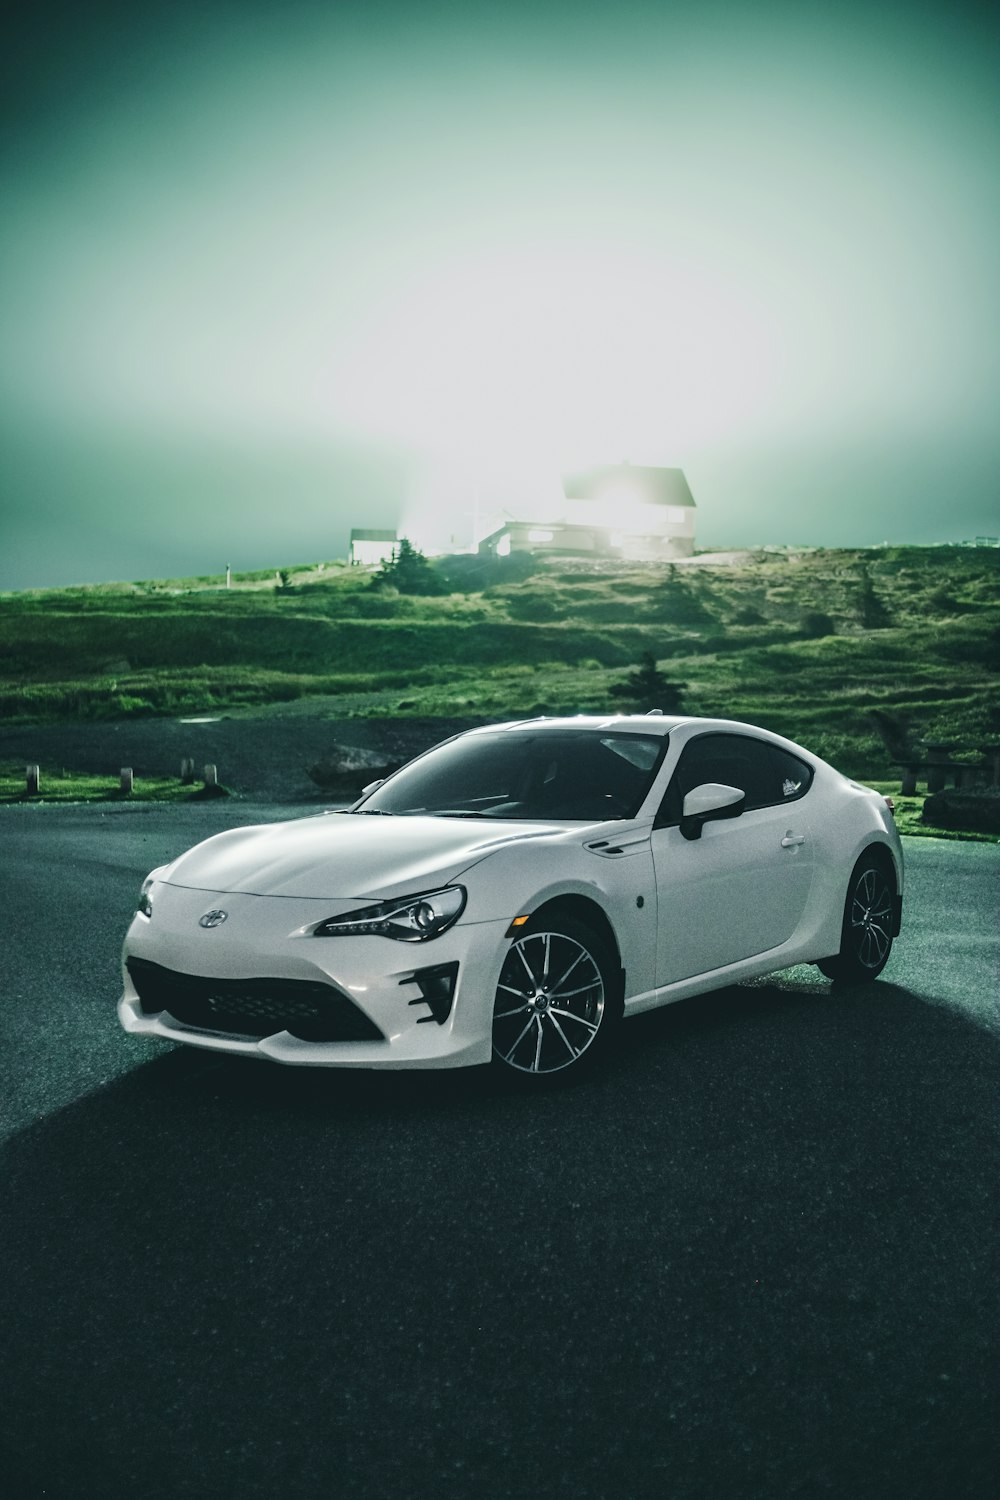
top-left (821, 855), bottom-right (894, 984)
top-left (490, 913), bottom-right (622, 1085)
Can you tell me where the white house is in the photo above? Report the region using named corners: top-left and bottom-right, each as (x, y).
top-left (349, 529), bottom-right (398, 566)
top-left (478, 464), bottom-right (696, 561)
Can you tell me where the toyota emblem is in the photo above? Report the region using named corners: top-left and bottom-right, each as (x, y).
top-left (199, 909), bottom-right (228, 928)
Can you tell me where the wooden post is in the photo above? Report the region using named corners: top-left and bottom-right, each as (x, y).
top-left (203, 763), bottom-right (218, 788)
top-left (979, 745), bottom-right (1000, 787)
top-left (180, 757), bottom-right (195, 783)
top-left (26, 764), bottom-right (40, 795)
top-left (120, 767), bottom-right (134, 794)
top-left (925, 744), bottom-right (955, 795)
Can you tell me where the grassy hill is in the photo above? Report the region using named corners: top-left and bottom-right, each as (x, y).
top-left (1, 546), bottom-right (997, 779)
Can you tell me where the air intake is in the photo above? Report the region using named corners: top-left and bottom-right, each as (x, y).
top-left (127, 958), bottom-right (385, 1043)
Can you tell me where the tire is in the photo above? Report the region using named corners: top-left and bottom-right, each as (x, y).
top-left (818, 854), bottom-right (895, 983)
top-left (491, 915), bottom-right (621, 1084)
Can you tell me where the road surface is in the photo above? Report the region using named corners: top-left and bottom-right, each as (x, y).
top-left (1, 804), bottom-right (998, 1498)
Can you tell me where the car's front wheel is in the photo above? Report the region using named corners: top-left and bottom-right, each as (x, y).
top-left (819, 853), bottom-right (896, 983)
top-left (491, 916), bottom-right (621, 1083)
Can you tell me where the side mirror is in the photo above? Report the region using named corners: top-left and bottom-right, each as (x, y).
top-left (679, 782), bottom-right (746, 841)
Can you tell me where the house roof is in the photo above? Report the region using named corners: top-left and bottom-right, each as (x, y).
top-left (350, 529), bottom-right (398, 543)
top-left (562, 464), bottom-right (695, 508)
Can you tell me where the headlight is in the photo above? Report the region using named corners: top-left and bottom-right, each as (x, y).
top-left (136, 864), bottom-right (169, 918)
top-left (312, 886), bottom-right (466, 942)
top-left (137, 874), bottom-right (157, 919)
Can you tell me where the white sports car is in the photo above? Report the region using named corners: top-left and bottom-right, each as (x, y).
top-left (119, 715), bottom-right (903, 1083)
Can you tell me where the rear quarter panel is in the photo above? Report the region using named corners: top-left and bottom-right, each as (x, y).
top-left (803, 768), bottom-right (904, 958)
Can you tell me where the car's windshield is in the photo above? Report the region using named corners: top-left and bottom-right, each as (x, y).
top-left (357, 729), bottom-right (669, 821)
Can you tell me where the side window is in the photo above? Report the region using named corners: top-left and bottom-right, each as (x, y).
top-left (657, 734), bottom-right (813, 825)
top-left (761, 744), bottom-right (814, 808)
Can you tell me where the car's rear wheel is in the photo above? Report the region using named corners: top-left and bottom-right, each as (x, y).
top-left (818, 854), bottom-right (896, 983)
top-left (491, 916), bottom-right (621, 1083)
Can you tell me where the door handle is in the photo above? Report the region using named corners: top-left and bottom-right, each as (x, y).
top-left (780, 833), bottom-right (806, 847)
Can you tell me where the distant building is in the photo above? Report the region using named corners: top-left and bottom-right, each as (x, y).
top-left (478, 521), bottom-right (616, 559)
top-left (349, 529), bottom-right (398, 566)
top-left (478, 463), bottom-right (696, 562)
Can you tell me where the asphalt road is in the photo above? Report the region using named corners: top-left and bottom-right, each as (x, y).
top-left (1, 805), bottom-right (998, 1499)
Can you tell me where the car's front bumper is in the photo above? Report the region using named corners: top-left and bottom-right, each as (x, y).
top-left (118, 882), bottom-right (508, 1069)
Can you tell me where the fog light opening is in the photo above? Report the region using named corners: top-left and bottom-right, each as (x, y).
top-left (404, 961), bottom-right (460, 1025)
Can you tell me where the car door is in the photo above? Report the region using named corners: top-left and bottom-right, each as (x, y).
top-left (651, 732), bottom-right (815, 986)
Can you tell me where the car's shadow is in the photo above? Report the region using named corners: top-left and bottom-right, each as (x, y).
top-left (2, 976), bottom-right (998, 1500)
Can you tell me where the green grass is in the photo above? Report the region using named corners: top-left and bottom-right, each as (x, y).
top-left (864, 782), bottom-right (999, 842)
top-left (1, 545), bottom-right (997, 788)
top-left (0, 767), bottom-right (223, 804)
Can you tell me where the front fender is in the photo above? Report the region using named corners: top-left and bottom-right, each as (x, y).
top-left (459, 839), bottom-right (657, 1002)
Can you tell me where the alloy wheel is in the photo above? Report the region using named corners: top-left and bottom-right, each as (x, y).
top-left (848, 866), bottom-right (893, 970)
top-left (492, 929), bottom-right (607, 1075)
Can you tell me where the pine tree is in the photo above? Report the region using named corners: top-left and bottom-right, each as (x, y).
top-left (372, 538), bottom-right (445, 596)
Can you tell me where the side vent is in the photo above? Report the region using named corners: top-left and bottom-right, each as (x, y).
top-left (585, 835), bottom-right (651, 859)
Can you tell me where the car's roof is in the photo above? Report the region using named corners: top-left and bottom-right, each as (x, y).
top-left (460, 714), bottom-right (774, 739)
top-left (462, 714), bottom-right (682, 737)
top-left (460, 715), bottom-right (823, 763)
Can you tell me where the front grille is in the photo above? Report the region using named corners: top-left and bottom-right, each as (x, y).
top-left (127, 958), bottom-right (385, 1042)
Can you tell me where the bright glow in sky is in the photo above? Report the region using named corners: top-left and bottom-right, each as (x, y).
top-left (1, 0), bottom-right (998, 586)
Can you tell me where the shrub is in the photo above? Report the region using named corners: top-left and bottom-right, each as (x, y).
top-left (923, 789), bottom-right (1000, 835)
top-left (609, 650), bottom-right (684, 712)
top-left (856, 569), bottom-right (893, 629)
top-left (647, 580), bottom-right (715, 626)
top-left (800, 610), bottom-right (836, 639)
top-left (111, 694), bottom-right (154, 716)
top-left (439, 552), bottom-right (536, 591)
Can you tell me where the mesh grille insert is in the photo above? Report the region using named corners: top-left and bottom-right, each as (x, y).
top-left (127, 958), bottom-right (385, 1042)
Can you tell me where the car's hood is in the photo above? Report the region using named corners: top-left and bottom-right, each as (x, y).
top-left (159, 813), bottom-right (579, 900)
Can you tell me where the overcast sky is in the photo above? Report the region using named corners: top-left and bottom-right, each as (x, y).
top-left (2, 0), bottom-right (998, 588)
